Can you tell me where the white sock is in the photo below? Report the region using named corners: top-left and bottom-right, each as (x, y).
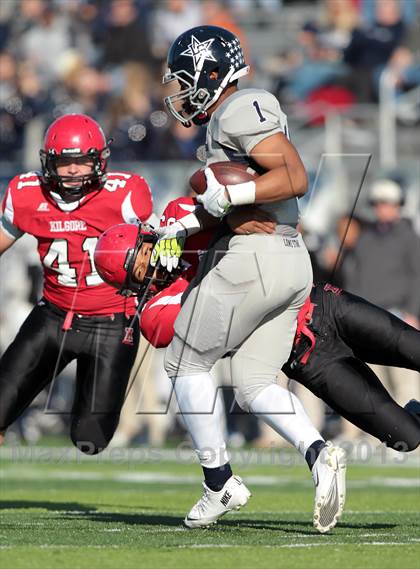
top-left (173, 373), bottom-right (229, 468)
top-left (249, 384), bottom-right (324, 456)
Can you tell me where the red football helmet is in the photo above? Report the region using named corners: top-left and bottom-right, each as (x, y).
top-left (94, 223), bottom-right (175, 298)
top-left (40, 113), bottom-right (111, 202)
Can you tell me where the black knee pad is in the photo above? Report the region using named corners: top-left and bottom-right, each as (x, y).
top-left (387, 427), bottom-right (420, 452)
top-left (388, 437), bottom-right (419, 452)
top-left (71, 414), bottom-right (120, 455)
top-left (382, 407), bottom-right (420, 452)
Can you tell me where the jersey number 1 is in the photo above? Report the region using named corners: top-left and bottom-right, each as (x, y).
top-left (252, 100), bottom-right (267, 123)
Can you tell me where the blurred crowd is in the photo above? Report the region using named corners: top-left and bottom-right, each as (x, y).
top-left (269, 0), bottom-right (420, 120)
top-left (0, 0), bottom-right (419, 450)
top-left (0, 0), bottom-right (419, 167)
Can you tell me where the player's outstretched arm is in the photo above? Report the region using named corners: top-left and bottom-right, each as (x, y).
top-left (0, 227), bottom-right (16, 257)
top-left (249, 132), bottom-right (308, 202)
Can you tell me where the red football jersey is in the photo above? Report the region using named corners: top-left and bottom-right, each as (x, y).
top-left (160, 196), bottom-right (214, 281)
top-left (1, 171), bottom-right (153, 315)
top-left (141, 277), bottom-right (188, 348)
top-left (140, 196), bottom-right (214, 347)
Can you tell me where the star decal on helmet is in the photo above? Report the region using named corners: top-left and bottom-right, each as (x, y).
top-left (180, 35), bottom-right (217, 70)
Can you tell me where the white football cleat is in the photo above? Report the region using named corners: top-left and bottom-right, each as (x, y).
top-left (312, 441), bottom-right (346, 533)
top-left (184, 475), bottom-right (251, 528)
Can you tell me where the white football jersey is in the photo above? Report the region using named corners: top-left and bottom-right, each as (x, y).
top-left (206, 88), bottom-right (299, 226)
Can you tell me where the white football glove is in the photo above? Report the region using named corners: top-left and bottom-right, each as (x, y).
top-left (196, 168), bottom-right (232, 218)
top-left (150, 222), bottom-right (187, 272)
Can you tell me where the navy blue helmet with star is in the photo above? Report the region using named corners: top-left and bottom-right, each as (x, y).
top-left (163, 26), bottom-right (250, 126)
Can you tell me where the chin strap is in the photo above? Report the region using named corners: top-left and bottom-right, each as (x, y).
top-left (49, 191), bottom-right (82, 212)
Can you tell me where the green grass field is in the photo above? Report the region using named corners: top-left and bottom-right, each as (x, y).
top-left (1, 446), bottom-right (419, 569)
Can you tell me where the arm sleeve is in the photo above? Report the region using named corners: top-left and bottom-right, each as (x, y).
top-left (217, 91), bottom-right (288, 155)
top-left (1, 186), bottom-right (24, 240)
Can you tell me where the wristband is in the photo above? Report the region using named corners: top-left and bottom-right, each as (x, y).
top-left (226, 181), bottom-right (256, 206)
top-left (178, 212), bottom-right (202, 236)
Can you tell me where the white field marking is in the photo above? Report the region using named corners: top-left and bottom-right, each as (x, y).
top-left (345, 510), bottom-right (419, 514)
top-left (360, 533), bottom-right (400, 537)
top-left (98, 528), bottom-right (188, 534)
top-left (102, 528), bottom-right (122, 532)
top-left (177, 542), bottom-right (420, 550)
top-left (223, 510), bottom-right (419, 516)
top-left (116, 528), bottom-right (187, 533)
top-left (366, 542), bottom-right (420, 546)
top-left (277, 544), bottom-right (336, 549)
top-left (0, 522), bottom-right (46, 526)
top-left (1, 467), bottom-right (419, 489)
top-left (0, 545), bottom-right (122, 550)
top-left (0, 516), bottom-right (188, 535)
top-left (370, 477), bottom-right (420, 488)
top-left (1, 540), bottom-right (419, 551)
top-left (178, 544), bottom-right (242, 549)
top-left (272, 541), bottom-right (420, 549)
top-left (49, 510), bottom-right (97, 515)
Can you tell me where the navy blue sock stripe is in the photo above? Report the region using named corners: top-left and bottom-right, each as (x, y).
top-left (202, 463), bottom-right (233, 491)
top-left (305, 440), bottom-right (326, 471)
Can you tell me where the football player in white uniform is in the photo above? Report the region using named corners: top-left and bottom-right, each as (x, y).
top-left (157, 26), bottom-right (346, 533)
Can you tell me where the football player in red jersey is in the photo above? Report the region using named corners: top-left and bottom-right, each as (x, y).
top-left (95, 198), bottom-right (420, 457)
top-left (0, 113), bottom-right (153, 454)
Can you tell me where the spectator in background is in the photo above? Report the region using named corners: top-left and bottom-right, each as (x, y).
top-left (95, 0), bottom-right (155, 69)
top-left (274, 21), bottom-right (349, 107)
top-left (290, 27), bottom-right (348, 103)
top-left (378, 45), bottom-right (420, 111)
top-left (0, 52), bottom-right (25, 163)
top-left (151, 0), bottom-right (202, 62)
top-left (344, 178), bottom-right (420, 328)
top-left (321, 0), bottom-right (360, 51)
top-left (154, 120), bottom-right (206, 161)
top-left (58, 54), bottom-right (112, 118)
top-left (202, 0), bottom-right (249, 60)
top-left (361, 0), bottom-right (417, 27)
top-left (341, 179), bottom-right (420, 432)
top-left (344, 0), bottom-right (406, 101)
top-left (14, 1), bottom-right (74, 87)
top-left (0, 51), bottom-right (50, 164)
top-left (106, 63), bottom-right (160, 161)
top-left (322, 214), bottom-right (361, 289)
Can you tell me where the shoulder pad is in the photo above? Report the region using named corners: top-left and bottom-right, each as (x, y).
top-left (9, 171), bottom-right (42, 192)
top-left (220, 90), bottom-right (283, 137)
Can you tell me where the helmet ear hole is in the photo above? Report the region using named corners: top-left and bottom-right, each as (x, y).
top-left (209, 68), bottom-right (219, 80)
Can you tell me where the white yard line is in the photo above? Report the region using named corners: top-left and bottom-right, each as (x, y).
top-left (1, 540), bottom-right (419, 551)
top-left (181, 541), bottom-right (420, 549)
top-left (1, 467), bottom-right (419, 488)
